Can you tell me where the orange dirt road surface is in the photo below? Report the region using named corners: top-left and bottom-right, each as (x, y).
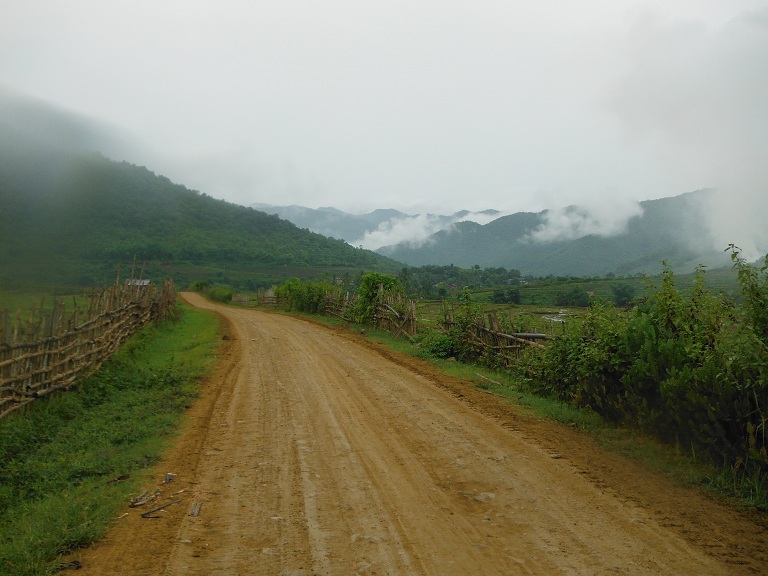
top-left (68, 292), bottom-right (767, 575)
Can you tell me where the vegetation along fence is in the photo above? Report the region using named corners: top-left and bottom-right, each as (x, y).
top-left (442, 308), bottom-right (549, 366)
top-left (0, 279), bottom-right (178, 419)
top-left (257, 282), bottom-right (549, 362)
top-left (261, 259), bottom-right (768, 480)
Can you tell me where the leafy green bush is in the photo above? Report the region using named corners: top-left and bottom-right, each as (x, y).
top-left (524, 302), bottom-right (631, 420)
top-left (354, 273), bottom-right (402, 323)
top-left (207, 283), bottom-right (234, 303)
top-left (490, 288), bottom-right (521, 304)
top-left (523, 254), bottom-right (768, 476)
top-left (414, 329), bottom-right (458, 359)
top-left (274, 278), bottom-right (341, 314)
top-left (554, 286), bottom-right (590, 307)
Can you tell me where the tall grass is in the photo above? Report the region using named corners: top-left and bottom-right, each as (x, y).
top-left (0, 302), bottom-right (219, 575)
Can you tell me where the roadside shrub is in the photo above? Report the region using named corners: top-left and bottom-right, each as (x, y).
top-left (188, 280), bottom-right (209, 292)
top-left (414, 329), bottom-right (458, 359)
top-left (207, 283), bottom-right (234, 303)
top-left (273, 278), bottom-right (341, 314)
top-left (522, 255), bottom-right (768, 476)
top-left (354, 273), bottom-right (402, 323)
top-left (188, 280), bottom-right (232, 303)
top-left (525, 301), bottom-right (630, 421)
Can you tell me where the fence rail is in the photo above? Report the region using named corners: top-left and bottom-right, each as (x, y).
top-left (247, 287), bottom-right (550, 366)
top-left (0, 280), bottom-right (177, 419)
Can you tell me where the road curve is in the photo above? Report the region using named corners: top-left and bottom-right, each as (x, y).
top-left (71, 293), bottom-right (765, 575)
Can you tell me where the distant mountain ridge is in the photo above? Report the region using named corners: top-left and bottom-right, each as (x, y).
top-left (251, 203), bottom-right (502, 246)
top-left (260, 192), bottom-right (730, 277)
top-left (378, 190), bottom-right (728, 276)
top-left (250, 204), bottom-right (409, 242)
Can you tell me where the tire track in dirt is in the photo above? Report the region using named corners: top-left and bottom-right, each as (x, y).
top-left (69, 293), bottom-right (767, 575)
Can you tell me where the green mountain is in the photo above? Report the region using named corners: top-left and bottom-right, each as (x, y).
top-left (378, 191), bottom-right (730, 276)
top-left (0, 125), bottom-right (398, 289)
top-left (251, 204), bottom-right (410, 243)
top-left (251, 204), bottom-right (502, 246)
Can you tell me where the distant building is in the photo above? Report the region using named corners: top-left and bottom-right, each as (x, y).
top-left (125, 279), bottom-right (151, 286)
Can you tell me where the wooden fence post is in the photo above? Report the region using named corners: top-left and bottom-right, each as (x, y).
top-left (0, 280), bottom-right (178, 420)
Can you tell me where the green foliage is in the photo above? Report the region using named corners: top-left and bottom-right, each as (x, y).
top-left (207, 283), bottom-right (234, 303)
top-left (354, 273), bottom-right (402, 323)
top-left (611, 283), bottom-right (636, 307)
top-left (274, 278), bottom-right (342, 314)
top-left (0, 136), bottom-right (399, 289)
top-left (524, 256), bottom-right (768, 479)
top-left (0, 303), bottom-right (219, 574)
top-left (188, 280), bottom-right (233, 303)
top-left (400, 265), bottom-right (523, 299)
top-left (554, 285), bottom-right (591, 307)
top-left (525, 302), bottom-right (630, 420)
top-left (413, 329), bottom-right (458, 359)
top-left (491, 287), bottom-right (521, 304)
top-left (188, 280), bottom-right (209, 292)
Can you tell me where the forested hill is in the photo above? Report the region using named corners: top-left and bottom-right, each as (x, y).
top-left (0, 129), bottom-right (399, 288)
top-left (378, 191), bottom-right (730, 276)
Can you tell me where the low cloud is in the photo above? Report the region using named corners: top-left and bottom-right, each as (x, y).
top-left (0, 86), bottom-right (137, 159)
top-left (353, 211), bottom-right (503, 250)
top-left (606, 7), bottom-right (768, 260)
top-left (528, 198), bottom-right (644, 243)
top-left (704, 188), bottom-right (768, 262)
top-left (353, 214), bottom-right (447, 250)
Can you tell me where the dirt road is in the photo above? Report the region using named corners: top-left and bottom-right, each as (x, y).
top-left (71, 293), bottom-right (767, 575)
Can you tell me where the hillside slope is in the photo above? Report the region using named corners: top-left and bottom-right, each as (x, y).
top-left (0, 127), bottom-right (398, 288)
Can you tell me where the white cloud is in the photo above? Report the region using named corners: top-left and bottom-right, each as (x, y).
top-left (528, 197), bottom-right (644, 243)
top-left (353, 210), bottom-right (505, 250)
top-left (0, 1), bottom-right (764, 224)
top-left (606, 6), bottom-right (768, 258)
top-left (353, 214), bottom-right (446, 250)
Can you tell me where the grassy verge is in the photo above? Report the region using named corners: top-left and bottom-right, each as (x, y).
top-left (0, 301), bottom-right (220, 575)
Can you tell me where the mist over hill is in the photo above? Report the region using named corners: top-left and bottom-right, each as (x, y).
top-left (1, 88), bottom-right (756, 287)
top-left (254, 192), bottom-right (735, 277)
top-left (250, 204), bottom-right (411, 244)
top-left (0, 99), bottom-right (398, 289)
top-left (377, 190), bottom-right (732, 276)
top-left (252, 203), bottom-right (504, 249)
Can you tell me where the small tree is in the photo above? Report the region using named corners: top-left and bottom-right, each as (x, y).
top-left (611, 283), bottom-right (636, 307)
top-left (555, 286), bottom-right (590, 307)
top-left (355, 273), bottom-right (401, 323)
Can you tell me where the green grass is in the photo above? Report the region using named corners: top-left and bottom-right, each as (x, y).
top-left (0, 301), bottom-right (220, 575)
top-left (0, 291), bottom-right (85, 317)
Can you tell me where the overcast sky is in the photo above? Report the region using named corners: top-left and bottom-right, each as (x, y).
top-left (2, 1), bottom-right (767, 250)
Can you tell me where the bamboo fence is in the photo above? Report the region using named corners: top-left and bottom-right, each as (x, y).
top-left (322, 291), bottom-right (355, 322)
top-left (250, 286), bottom-right (547, 358)
top-left (374, 294), bottom-right (417, 338)
top-left (0, 280), bottom-right (177, 419)
top-left (246, 286), bottom-right (550, 365)
top-left (441, 308), bottom-right (549, 366)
